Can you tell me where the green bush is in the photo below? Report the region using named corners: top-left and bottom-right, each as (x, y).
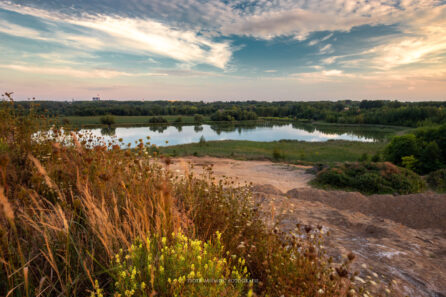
top-left (194, 114), bottom-right (203, 123)
top-left (427, 169), bottom-right (446, 192)
top-left (98, 232), bottom-right (251, 297)
top-left (384, 134), bottom-right (419, 166)
top-left (100, 114), bottom-right (115, 126)
top-left (148, 116), bottom-right (168, 124)
top-left (313, 162), bottom-right (426, 194)
top-left (272, 148), bottom-right (284, 160)
top-left (384, 124), bottom-right (446, 174)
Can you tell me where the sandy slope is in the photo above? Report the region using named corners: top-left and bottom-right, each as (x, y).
top-left (167, 157), bottom-right (446, 297)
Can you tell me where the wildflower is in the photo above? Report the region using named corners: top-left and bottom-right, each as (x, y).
top-left (317, 288), bottom-right (324, 294)
top-left (141, 282), bottom-right (146, 290)
top-left (247, 289), bottom-right (253, 297)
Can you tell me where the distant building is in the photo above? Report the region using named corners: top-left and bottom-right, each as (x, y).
top-left (92, 96), bottom-right (100, 101)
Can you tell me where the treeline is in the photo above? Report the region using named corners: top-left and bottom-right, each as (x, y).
top-left (15, 100), bottom-right (446, 127)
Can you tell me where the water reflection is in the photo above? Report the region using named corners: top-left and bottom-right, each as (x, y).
top-left (100, 127), bottom-right (116, 136)
top-left (78, 123), bottom-right (395, 148)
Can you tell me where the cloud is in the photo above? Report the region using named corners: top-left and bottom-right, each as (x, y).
top-left (0, 2), bottom-right (232, 69)
top-left (319, 44), bottom-right (333, 54)
top-left (0, 64), bottom-right (168, 78)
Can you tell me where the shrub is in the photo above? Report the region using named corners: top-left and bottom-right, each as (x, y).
top-left (313, 162), bottom-right (425, 194)
top-left (199, 135), bottom-right (207, 146)
top-left (272, 148), bottom-right (283, 160)
top-left (384, 134), bottom-right (419, 166)
top-left (102, 232), bottom-right (251, 297)
top-left (148, 116), bottom-right (168, 124)
top-left (194, 114), bottom-right (203, 123)
top-left (427, 169), bottom-right (446, 192)
top-left (100, 114), bottom-right (115, 126)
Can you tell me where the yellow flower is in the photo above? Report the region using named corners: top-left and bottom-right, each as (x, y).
top-left (161, 237), bottom-right (167, 246)
top-left (247, 289), bottom-right (253, 297)
top-left (141, 282), bottom-right (146, 290)
top-left (159, 266), bottom-right (164, 274)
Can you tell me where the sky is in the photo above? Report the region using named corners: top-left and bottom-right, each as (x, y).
top-left (0, 0), bottom-right (445, 101)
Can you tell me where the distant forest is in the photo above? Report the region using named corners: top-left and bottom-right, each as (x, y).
top-left (15, 100), bottom-right (446, 127)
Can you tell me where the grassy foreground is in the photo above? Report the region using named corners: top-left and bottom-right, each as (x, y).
top-left (0, 98), bottom-right (400, 296)
top-left (161, 139), bottom-right (386, 164)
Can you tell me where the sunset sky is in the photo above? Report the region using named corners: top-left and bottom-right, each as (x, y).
top-left (0, 0), bottom-right (445, 101)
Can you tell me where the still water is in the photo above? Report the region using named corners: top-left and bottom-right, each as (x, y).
top-left (77, 123), bottom-right (387, 147)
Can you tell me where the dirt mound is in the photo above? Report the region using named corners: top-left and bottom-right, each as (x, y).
top-left (252, 187), bottom-right (446, 297)
top-left (286, 188), bottom-right (446, 230)
top-left (251, 184), bottom-right (284, 195)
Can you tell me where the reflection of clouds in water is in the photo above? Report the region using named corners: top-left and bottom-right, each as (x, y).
top-left (80, 124), bottom-right (374, 148)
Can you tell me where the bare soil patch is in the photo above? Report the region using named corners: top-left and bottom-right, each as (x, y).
top-left (167, 157), bottom-right (446, 297)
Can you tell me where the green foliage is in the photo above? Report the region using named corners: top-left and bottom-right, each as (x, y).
top-left (174, 116), bottom-right (183, 123)
top-left (384, 134), bottom-right (419, 166)
top-left (427, 169), bottom-right (446, 192)
top-left (15, 99), bottom-right (446, 127)
top-left (385, 124), bottom-right (446, 174)
top-left (161, 139), bottom-right (386, 164)
top-left (313, 162), bottom-right (426, 194)
top-left (371, 153), bottom-right (381, 162)
top-left (358, 152), bottom-right (369, 162)
top-left (105, 232), bottom-right (250, 297)
top-left (272, 148), bottom-right (284, 160)
top-left (401, 155), bottom-right (418, 170)
top-left (194, 114), bottom-right (203, 123)
top-left (100, 114), bottom-right (115, 126)
top-left (148, 116), bottom-right (168, 124)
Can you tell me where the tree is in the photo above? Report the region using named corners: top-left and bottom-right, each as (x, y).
top-left (194, 114), bottom-right (203, 123)
top-left (419, 141), bottom-right (442, 173)
top-left (100, 114), bottom-right (115, 127)
top-left (384, 134), bottom-right (419, 166)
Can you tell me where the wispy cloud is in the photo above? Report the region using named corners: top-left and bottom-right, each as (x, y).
top-left (0, 64), bottom-right (168, 78)
top-left (0, 2), bottom-right (232, 69)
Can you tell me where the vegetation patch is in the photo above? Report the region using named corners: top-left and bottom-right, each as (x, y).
top-left (427, 169), bottom-right (446, 193)
top-left (100, 232), bottom-right (251, 297)
top-left (312, 162), bottom-right (426, 195)
top-left (384, 124), bottom-right (446, 174)
top-left (161, 139), bottom-right (386, 164)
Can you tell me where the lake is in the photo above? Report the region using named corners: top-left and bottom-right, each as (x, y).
top-left (74, 123), bottom-right (397, 148)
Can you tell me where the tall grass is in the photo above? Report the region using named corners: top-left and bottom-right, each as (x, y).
top-left (0, 95), bottom-right (393, 296)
